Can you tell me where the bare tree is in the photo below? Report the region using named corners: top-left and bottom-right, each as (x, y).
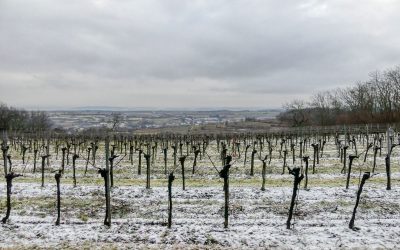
top-left (110, 112), bottom-right (123, 131)
top-left (311, 91), bottom-right (332, 125)
top-left (278, 100), bottom-right (310, 127)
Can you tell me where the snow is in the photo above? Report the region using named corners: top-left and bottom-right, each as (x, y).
top-left (0, 138), bottom-right (400, 249)
top-left (1, 182), bottom-right (399, 249)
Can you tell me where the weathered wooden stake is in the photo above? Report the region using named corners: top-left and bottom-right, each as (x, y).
top-left (372, 146), bottom-right (380, 173)
top-left (138, 149), bottom-right (143, 175)
top-left (1, 143), bottom-right (8, 177)
top-left (109, 154), bottom-right (118, 188)
top-left (61, 147), bottom-right (67, 174)
top-left (192, 149), bottom-right (200, 175)
top-left (167, 172), bottom-right (175, 228)
top-left (144, 153), bottom-right (151, 189)
top-left (287, 167), bottom-right (304, 229)
top-left (72, 154), bottom-right (79, 187)
top-left (55, 171), bottom-right (62, 225)
top-left (341, 146), bottom-right (349, 174)
top-left (244, 145), bottom-right (250, 166)
top-left (84, 147), bottom-right (91, 176)
top-left (2, 172), bottom-right (22, 223)
top-left (303, 156), bottom-right (310, 189)
top-left (163, 147), bottom-right (168, 175)
top-left (41, 155), bottom-right (49, 187)
top-left (104, 137), bottom-right (111, 226)
top-left (282, 150), bottom-right (288, 174)
top-left (261, 156), bottom-right (268, 191)
top-left (250, 149), bottom-right (257, 176)
top-left (220, 156), bottom-right (232, 228)
top-left (179, 156), bottom-right (186, 190)
top-left (346, 155), bottom-right (358, 189)
top-left (349, 172), bottom-right (370, 230)
top-left (385, 154), bottom-right (391, 190)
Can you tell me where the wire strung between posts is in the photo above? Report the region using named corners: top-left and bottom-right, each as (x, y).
top-left (357, 168), bottom-right (380, 188)
top-left (354, 155), bottom-right (379, 187)
top-left (204, 151), bottom-right (222, 175)
top-left (341, 145), bottom-right (373, 188)
top-left (113, 154), bottom-right (127, 168)
top-left (169, 153), bottom-right (185, 174)
top-left (81, 155), bottom-right (101, 171)
top-left (356, 148), bottom-right (368, 158)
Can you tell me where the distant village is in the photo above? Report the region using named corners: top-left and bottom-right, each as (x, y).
top-left (47, 110), bottom-right (280, 132)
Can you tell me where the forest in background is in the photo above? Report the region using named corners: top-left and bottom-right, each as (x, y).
top-left (279, 66), bottom-right (400, 127)
top-left (0, 103), bottom-right (52, 132)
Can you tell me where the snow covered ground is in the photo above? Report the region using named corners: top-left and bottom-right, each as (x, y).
top-left (1, 182), bottom-right (399, 249)
top-left (1, 138), bottom-right (400, 249)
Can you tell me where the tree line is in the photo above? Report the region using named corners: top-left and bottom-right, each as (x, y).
top-left (279, 66), bottom-right (400, 126)
top-left (0, 103), bottom-right (52, 132)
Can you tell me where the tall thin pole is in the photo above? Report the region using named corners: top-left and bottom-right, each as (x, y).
top-left (105, 137), bottom-right (111, 226)
top-left (2, 131), bottom-right (8, 177)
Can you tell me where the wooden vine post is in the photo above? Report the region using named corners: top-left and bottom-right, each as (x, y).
top-left (179, 156), bottom-right (186, 190)
top-left (98, 136), bottom-right (111, 226)
top-left (2, 172), bottom-right (22, 223)
top-left (345, 155), bottom-right (358, 189)
top-left (250, 149), bottom-right (257, 176)
top-left (163, 147), bottom-right (168, 175)
top-left (84, 147), bottom-right (92, 176)
top-left (33, 146), bottom-right (38, 173)
top-left (41, 155), bottom-right (50, 187)
top-left (260, 155), bottom-right (268, 191)
top-left (138, 149), bottom-right (143, 175)
top-left (167, 172), bottom-right (175, 228)
top-left (1, 143), bottom-right (8, 177)
top-left (220, 155), bottom-right (232, 228)
top-left (244, 144), bottom-right (250, 167)
top-left (109, 154), bottom-right (118, 188)
top-left (105, 137), bottom-right (111, 225)
top-left (282, 149), bottom-right (288, 174)
top-left (192, 149), bottom-right (200, 174)
top-left (61, 147), bottom-right (67, 174)
top-left (144, 153), bottom-right (151, 189)
top-left (386, 127), bottom-right (394, 190)
top-left (287, 167), bottom-right (304, 229)
top-left (72, 154), bottom-right (79, 187)
top-left (302, 156), bottom-right (310, 190)
top-left (311, 144), bottom-right (318, 174)
top-left (349, 172), bottom-right (370, 230)
top-left (363, 143), bottom-right (373, 163)
top-left (341, 145), bottom-right (349, 174)
top-left (55, 171), bottom-right (62, 225)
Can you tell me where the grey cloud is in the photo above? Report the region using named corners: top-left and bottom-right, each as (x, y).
top-left (0, 0), bottom-right (399, 108)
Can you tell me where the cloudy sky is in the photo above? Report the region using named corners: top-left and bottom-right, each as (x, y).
top-left (0, 0), bottom-right (399, 110)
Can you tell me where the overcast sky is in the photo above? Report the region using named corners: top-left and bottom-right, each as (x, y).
top-left (0, 0), bottom-right (399, 110)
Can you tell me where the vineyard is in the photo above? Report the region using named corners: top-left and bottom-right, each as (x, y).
top-left (1, 127), bottom-right (400, 249)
